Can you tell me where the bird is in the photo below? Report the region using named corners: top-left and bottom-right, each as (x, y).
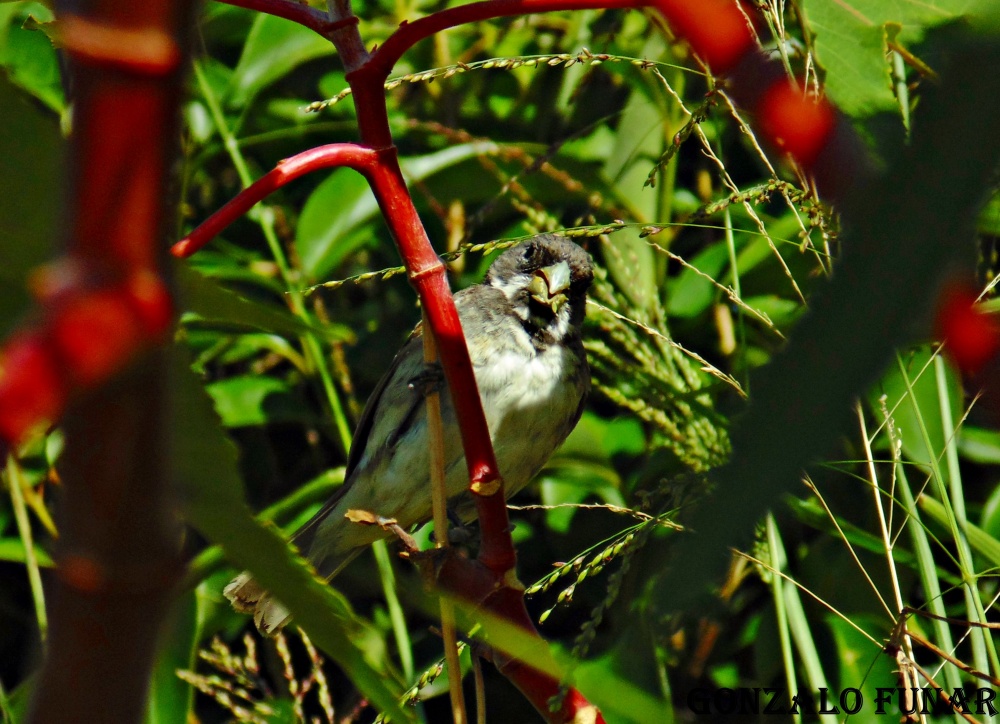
top-left (225, 235), bottom-right (594, 633)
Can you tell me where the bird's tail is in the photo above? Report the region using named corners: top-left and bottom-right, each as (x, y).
top-left (223, 572), bottom-right (292, 635)
top-left (223, 547), bottom-right (364, 635)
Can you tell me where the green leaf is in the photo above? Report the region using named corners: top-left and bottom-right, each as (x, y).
top-left (655, 36), bottom-right (1000, 605)
top-left (979, 187), bottom-right (1000, 236)
top-left (571, 621), bottom-right (672, 724)
top-left (295, 142), bottom-right (499, 280)
top-left (0, 4), bottom-right (64, 112)
top-left (145, 589), bottom-right (200, 724)
top-left (205, 375), bottom-right (315, 427)
top-left (171, 352), bottom-right (410, 722)
top-left (176, 264), bottom-right (352, 341)
top-left (957, 425), bottom-right (1000, 464)
top-left (825, 613), bottom-right (898, 723)
top-left (869, 346), bottom-right (961, 483)
top-left (920, 493), bottom-right (1000, 569)
top-left (559, 411), bottom-right (646, 461)
top-left (801, 0), bottom-right (974, 116)
top-left (0, 538), bottom-right (53, 566)
top-left (228, 13), bottom-right (335, 107)
top-left (981, 479), bottom-right (1000, 544)
top-left (666, 241), bottom-right (729, 318)
top-left (0, 71), bottom-right (61, 336)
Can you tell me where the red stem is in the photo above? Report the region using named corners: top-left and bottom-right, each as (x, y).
top-left (364, 153), bottom-right (515, 572)
top-left (25, 0), bottom-right (191, 721)
top-left (171, 143), bottom-right (378, 258)
top-left (365, 0), bottom-right (640, 80)
top-left (213, 0), bottom-right (336, 37)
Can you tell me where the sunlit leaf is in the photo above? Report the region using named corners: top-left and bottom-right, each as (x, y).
top-left (296, 143), bottom-right (499, 280)
top-left (801, 0), bottom-right (975, 116)
top-left (228, 13), bottom-right (335, 107)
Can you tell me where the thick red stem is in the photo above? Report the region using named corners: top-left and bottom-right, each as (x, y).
top-left (24, 1), bottom-right (191, 722)
top-left (364, 151), bottom-right (516, 573)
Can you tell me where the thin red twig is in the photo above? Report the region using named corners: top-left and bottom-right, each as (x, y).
top-left (213, 0), bottom-right (335, 37)
top-left (363, 0), bottom-right (754, 82)
top-left (171, 143), bottom-right (378, 258)
top-left (366, 0), bottom-right (638, 80)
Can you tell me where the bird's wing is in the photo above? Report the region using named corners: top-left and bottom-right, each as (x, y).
top-left (290, 285), bottom-right (492, 552)
top-left (291, 325), bottom-right (424, 550)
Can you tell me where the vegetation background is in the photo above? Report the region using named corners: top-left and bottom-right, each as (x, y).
top-left (2, 0), bottom-right (1000, 721)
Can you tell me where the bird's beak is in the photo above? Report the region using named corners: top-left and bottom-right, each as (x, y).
top-left (528, 261), bottom-right (571, 313)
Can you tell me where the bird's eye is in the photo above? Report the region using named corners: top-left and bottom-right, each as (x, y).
top-left (522, 245), bottom-right (536, 262)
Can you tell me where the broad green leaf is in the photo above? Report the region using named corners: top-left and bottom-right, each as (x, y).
top-left (802, 0), bottom-right (975, 116)
top-left (0, 72), bottom-right (61, 336)
top-left (666, 241), bottom-right (729, 318)
top-left (869, 346), bottom-right (961, 483)
top-left (601, 35), bottom-right (667, 222)
top-left (825, 614), bottom-right (898, 724)
top-left (538, 469), bottom-right (624, 533)
top-left (171, 353), bottom-right (410, 722)
top-left (205, 374), bottom-right (315, 428)
top-left (979, 188), bottom-right (1000, 236)
top-left (957, 425), bottom-right (1000, 464)
top-left (0, 538), bottom-right (53, 566)
top-left (920, 494), bottom-right (1000, 569)
top-left (0, 3), bottom-right (63, 112)
top-left (559, 411), bottom-right (646, 461)
top-left (228, 13), bottom-right (335, 107)
top-left (176, 264), bottom-right (352, 341)
top-left (742, 295), bottom-right (803, 328)
top-left (295, 142), bottom-right (499, 280)
top-left (145, 589), bottom-right (200, 724)
top-left (184, 468), bottom-right (344, 588)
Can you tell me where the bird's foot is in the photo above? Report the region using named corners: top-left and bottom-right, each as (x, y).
top-left (442, 508), bottom-right (477, 546)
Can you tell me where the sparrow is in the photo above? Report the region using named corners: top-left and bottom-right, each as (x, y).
top-left (225, 235), bottom-right (594, 633)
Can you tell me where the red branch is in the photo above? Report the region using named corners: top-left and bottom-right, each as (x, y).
top-left (214, 0), bottom-right (336, 37)
top-left (367, 0), bottom-right (638, 79)
top-left (19, 1), bottom-right (192, 722)
top-left (363, 151), bottom-right (515, 571)
top-left (362, 0), bottom-right (754, 82)
top-left (171, 144), bottom-right (378, 258)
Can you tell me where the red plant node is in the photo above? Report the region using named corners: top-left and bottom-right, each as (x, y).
top-left (0, 332), bottom-right (68, 445)
top-left (122, 271), bottom-right (173, 339)
top-left (58, 553), bottom-right (108, 594)
top-left (655, 0), bottom-right (754, 73)
top-left (935, 284), bottom-right (1000, 376)
top-left (757, 80), bottom-right (835, 168)
top-left (51, 289), bottom-right (146, 387)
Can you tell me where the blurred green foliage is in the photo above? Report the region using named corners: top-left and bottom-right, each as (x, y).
top-left (2, 1), bottom-right (1000, 722)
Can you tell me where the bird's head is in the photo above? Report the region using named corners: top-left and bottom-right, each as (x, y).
top-left (486, 236), bottom-right (594, 338)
